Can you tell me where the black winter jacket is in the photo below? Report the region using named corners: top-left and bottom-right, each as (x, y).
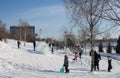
top-left (63, 55), bottom-right (69, 67)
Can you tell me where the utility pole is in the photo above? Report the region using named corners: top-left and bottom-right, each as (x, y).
top-left (64, 31), bottom-right (67, 54)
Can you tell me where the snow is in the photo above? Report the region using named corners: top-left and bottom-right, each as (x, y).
top-left (36, 41), bottom-right (51, 54)
top-left (0, 39), bottom-right (119, 78)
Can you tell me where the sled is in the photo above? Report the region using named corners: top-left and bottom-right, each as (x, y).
top-left (60, 67), bottom-right (64, 73)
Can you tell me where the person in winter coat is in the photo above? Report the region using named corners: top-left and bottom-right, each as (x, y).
top-left (94, 50), bottom-right (101, 71)
top-left (108, 54), bottom-right (112, 72)
top-left (63, 55), bottom-right (69, 73)
top-left (89, 49), bottom-right (93, 56)
top-left (73, 52), bottom-right (78, 60)
top-left (33, 40), bottom-right (36, 51)
top-left (79, 48), bottom-right (83, 59)
top-left (17, 40), bottom-right (20, 48)
top-left (51, 46), bottom-right (54, 54)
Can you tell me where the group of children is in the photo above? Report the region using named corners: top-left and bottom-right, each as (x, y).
top-left (62, 48), bottom-right (83, 73)
top-left (62, 46), bottom-right (83, 73)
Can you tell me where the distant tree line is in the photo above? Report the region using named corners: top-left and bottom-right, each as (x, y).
top-left (116, 36), bottom-right (120, 54)
top-left (0, 20), bottom-right (9, 41)
top-left (98, 36), bottom-right (120, 54)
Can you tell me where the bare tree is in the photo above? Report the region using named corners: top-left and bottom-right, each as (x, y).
top-left (63, 0), bottom-right (108, 71)
top-left (103, 0), bottom-right (120, 23)
top-left (94, 0), bottom-right (120, 37)
top-left (0, 20), bottom-right (7, 40)
top-left (18, 19), bottom-right (30, 46)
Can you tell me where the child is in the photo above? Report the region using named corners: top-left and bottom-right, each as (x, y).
top-left (63, 55), bottom-right (69, 73)
top-left (73, 52), bottom-right (78, 60)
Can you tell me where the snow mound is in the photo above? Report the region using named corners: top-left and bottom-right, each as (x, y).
top-left (36, 41), bottom-right (51, 55)
top-left (0, 41), bottom-right (11, 49)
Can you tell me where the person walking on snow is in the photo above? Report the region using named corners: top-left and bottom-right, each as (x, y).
top-left (33, 40), bottom-right (36, 51)
top-left (17, 40), bottom-right (20, 48)
top-left (108, 54), bottom-right (112, 72)
top-left (51, 46), bottom-right (54, 54)
top-left (63, 55), bottom-right (69, 73)
top-left (79, 48), bottom-right (83, 59)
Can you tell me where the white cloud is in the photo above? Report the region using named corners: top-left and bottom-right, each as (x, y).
top-left (20, 5), bottom-right (66, 19)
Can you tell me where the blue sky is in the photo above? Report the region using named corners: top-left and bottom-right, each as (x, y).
top-left (0, 0), bottom-right (119, 39)
top-left (0, 0), bottom-right (68, 38)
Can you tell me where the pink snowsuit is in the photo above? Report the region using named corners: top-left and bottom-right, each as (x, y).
top-left (73, 52), bottom-right (78, 60)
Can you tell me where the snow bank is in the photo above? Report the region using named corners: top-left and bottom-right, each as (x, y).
top-left (0, 39), bottom-right (120, 78)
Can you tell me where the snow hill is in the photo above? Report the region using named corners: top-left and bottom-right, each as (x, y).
top-left (0, 39), bottom-right (119, 78)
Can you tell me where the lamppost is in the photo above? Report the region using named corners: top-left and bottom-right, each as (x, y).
top-left (64, 31), bottom-right (67, 54)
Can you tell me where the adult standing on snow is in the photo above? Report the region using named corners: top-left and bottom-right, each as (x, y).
top-left (33, 40), bottom-right (36, 51)
top-left (63, 55), bottom-right (69, 73)
top-left (108, 54), bottom-right (112, 72)
top-left (51, 46), bottom-right (54, 54)
top-left (51, 43), bottom-right (55, 54)
top-left (17, 40), bottom-right (20, 48)
top-left (94, 50), bottom-right (101, 71)
top-left (79, 48), bottom-right (83, 59)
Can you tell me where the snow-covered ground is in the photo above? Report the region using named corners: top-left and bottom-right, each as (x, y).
top-left (0, 39), bottom-right (119, 78)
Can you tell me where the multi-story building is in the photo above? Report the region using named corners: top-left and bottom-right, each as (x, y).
top-left (10, 26), bottom-right (35, 41)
